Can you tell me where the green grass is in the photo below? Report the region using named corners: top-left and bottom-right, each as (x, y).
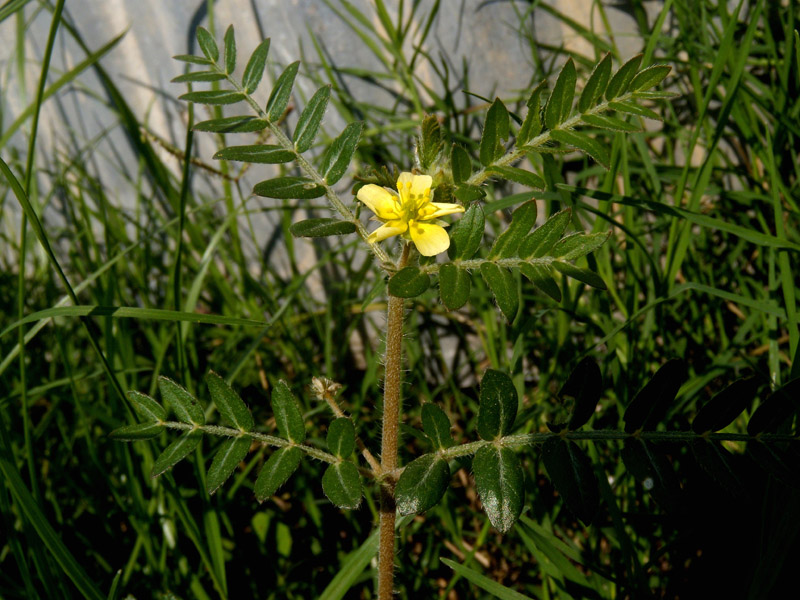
top-left (1, 0), bottom-right (799, 599)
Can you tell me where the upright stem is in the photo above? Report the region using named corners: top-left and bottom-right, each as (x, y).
top-left (377, 243), bottom-right (410, 599)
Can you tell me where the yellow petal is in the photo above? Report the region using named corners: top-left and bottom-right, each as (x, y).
top-left (408, 221), bottom-right (450, 256)
top-left (367, 220), bottom-right (407, 244)
top-left (357, 184), bottom-right (399, 219)
top-left (424, 202), bottom-right (465, 219)
top-left (397, 172), bottom-right (432, 197)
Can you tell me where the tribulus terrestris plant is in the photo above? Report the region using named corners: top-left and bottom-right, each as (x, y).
top-left (104, 24), bottom-right (800, 599)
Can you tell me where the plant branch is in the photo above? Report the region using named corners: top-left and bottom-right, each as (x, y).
top-left (217, 68), bottom-right (391, 265)
top-left (377, 242), bottom-right (411, 600)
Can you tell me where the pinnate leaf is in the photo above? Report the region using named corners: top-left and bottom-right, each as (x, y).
top-left (152, 431), bottom-right (203, 478)
top-left (396, 454), bottom-right (450, 515)
top-left (159, 376), bottom-right (204, 425)
top-left (271, 381), bottom-right (306, 443)
top-left (473, 445), bottom-right (524, 533)
top-left (478, 369), bottom-right (518, 440)
top-left (255, 446), bottom-right (303, 502)
top-left (205, 371), bottom-right (254, 431)
top-left (322, 462), bottom-right (362, 509)
top-left (207, 436), bottom-right (251, 495)
top-left (242, 38), bottom-right (271, 93)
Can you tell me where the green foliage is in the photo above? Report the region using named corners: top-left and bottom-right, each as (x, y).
top-left (4, 2), bottom-right (800, 598)
top-left (322, 462), bottom-right (362, 509)
top-left (395, 454), bottom-right (450, 515)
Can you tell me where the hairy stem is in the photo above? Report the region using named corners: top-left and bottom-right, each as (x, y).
top-left (378, 242), bottom-right (411, 600)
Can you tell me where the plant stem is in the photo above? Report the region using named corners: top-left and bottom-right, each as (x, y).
top-left (377, 243), bottom-right (410, 599)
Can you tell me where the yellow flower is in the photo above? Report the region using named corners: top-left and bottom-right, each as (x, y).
top-left (357, 172), bottom-right (465, 256)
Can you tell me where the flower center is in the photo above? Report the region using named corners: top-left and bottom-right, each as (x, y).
top-left (398, 180), bottom-right (432, 221)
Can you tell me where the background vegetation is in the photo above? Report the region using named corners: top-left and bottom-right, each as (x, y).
top-left (1, 0), bottom-right (799, 598)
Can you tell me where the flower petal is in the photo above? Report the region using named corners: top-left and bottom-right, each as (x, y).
top-left (357, 184), bottom-right (399, 219)
top-left (397, 172), bottom-right (432, 196)
top-left (408, 221), bottom-right (450, 256)
top-left (423, 202), bottom-right (465, 220)
top-left (367, 220), bottom-right (407, 244)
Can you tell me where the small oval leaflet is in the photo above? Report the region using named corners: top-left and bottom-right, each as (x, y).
top-left (289, 218), bottom-right (356, 238)
top-left (421, 403), bottom-right (455, 450)
top-left (214, 145), bottom-right (295, 164)
top-left (322, 461), bottom-right (362, 509)
top-left (439, 263), bottom-right (470, 310)
top-left (623, 359), bottom-right (687, 434)
top-left (159, 376), bottom-right (205, 425)
top-left (271, 381), bottom-right (306, 443)
top-left (266, 60), bottom-right (300, 121)
top-left (692, 376), bottom-right (758, 434)
top-left (747, 377), bottom-right (800, 435)
top-left (255, 446), bottom-right (303, 502)
top-left (480, 263), bottom-right (518, 323)
top-left (388, 266), bottom-right (430, 298)
top-left (152, 431), bottom-right (203, 478)
top-left (108, 422), bottom-right (163, 441)
top-left (253, 176), bottom-right (326, 199)
top-left (207, 436), bottom-right (251, 495)
top-left (447, 202), bottom-right (484, 260)
top-left (477, 370), bottom-right (518, 441)
top-left (241, 38), bottom-right (270, 94)
top-left (473, 445), bottom-right (524, 533)
top-left (542, 438), bottom-right (598, 525)
top-left (205, 371), bottom-right (254, 431)
top-left (327, 418), bottom-right (356, 458)
top-left (127, 390), bottom-right (166, 422)
top-left (395, 454), bottom-right (450, 515)
top-left (561, 357), bottom-right (602, 431)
